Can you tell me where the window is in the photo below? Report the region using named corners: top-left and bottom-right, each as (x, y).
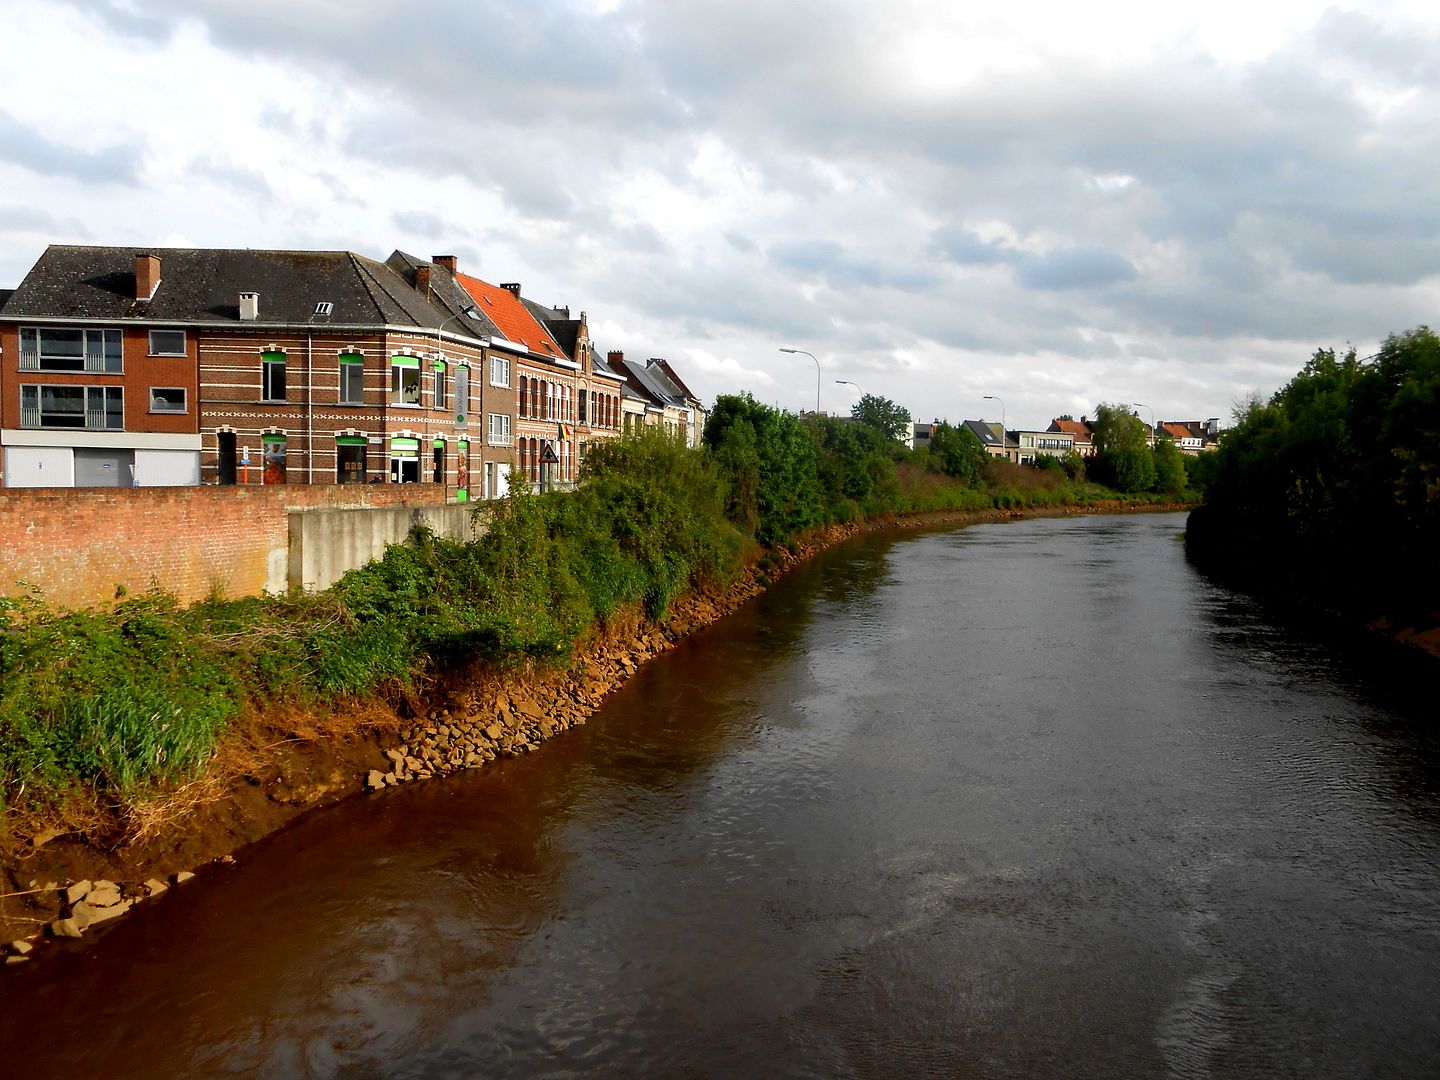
top-left (314, 302), bottom-right (334, 317)
top-left (578, 388), bottom-right (587, 424)
top-left (149, 387), bottom-right (186, 413)
top-left (453, 364), bottom-right (470, 419)
top-left (490, 355), bottom-right (510, 387)
top-left (488, 412), bottom-right (512, 446)
top-left (148, 330), bottom-right (187, 356)
top-left (339, 354), bottom-right (364, 404)
top-left (433, 363), bottom-right (447, 411)
top-left (519, 376), bottom-right (529, 417)
top-left (262, 434), bottom-right (287, 485)
top-left (20, 384), bottom-right (123, 429)
top-left (391, 356), bottom-right (421, 406)
top-left (19, 327), bottom-right (121, 373)
top-left (262, 351), bottom-right (286, 401)
top-left (390, 437), bottom-right (420, 483)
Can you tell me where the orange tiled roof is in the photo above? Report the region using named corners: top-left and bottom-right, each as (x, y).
top-left (1161, 422), bottom-right (1194, 439)
top-left (455, 274), bottom-right (566, 361)
top-left (1050, 419), bottom-right (1092, 440)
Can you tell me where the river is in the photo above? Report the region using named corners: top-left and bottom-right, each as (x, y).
top-left (4, 512), bottom-right (1439, 1078)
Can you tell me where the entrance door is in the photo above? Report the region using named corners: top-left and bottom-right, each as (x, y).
top-left (217, 431), bottom-right (237, 485)
top-left (337, 438), bottom-right (367, 484)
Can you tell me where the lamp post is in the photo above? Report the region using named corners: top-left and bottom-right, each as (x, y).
top-left (1133, 402), bottom-right (1154, 446)
top-left (983, 394), bottom-right (1007, 462)
top-left (437, 302), bottom-right (481, 361)
top-left (779, 347), bottom-right (821, 415)
top-left (834, 379), bottom-right (865, 399)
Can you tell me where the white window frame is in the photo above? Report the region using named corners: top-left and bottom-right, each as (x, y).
top-left (391, 358), bottom-right (421, 407)
top-left (20, 384), bottom-right (124, 430)
top-left (262, 353), bottom-right (287, 401)
top-left (490, 355), bottom-right (510, 387)
top-left (488, 412), bottom-right (512, 446)
top-left (147, 329), bottom-right (187, 357)
top-left (149, 387), bottom-right (187, 414)
top-left (18, 326), bottom-right (122, 373)
top-left (339, 356), bottom-right (365, 405)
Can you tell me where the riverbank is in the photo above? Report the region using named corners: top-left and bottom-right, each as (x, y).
top-left (1, 500), bottom-right (1184, 962)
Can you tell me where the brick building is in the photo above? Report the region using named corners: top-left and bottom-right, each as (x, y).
top-left (1, 245), bottom-right (516, 499)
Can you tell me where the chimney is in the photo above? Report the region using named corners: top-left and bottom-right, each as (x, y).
top-left (500, 283), bottom-right (521, 298)
top-left (414, 264), bottom-right (432, 297)
top-left (607, 350), bottom-right (624, 366)
top-left (433, 255), bottom-right (457, 273)
top-left (135, 254), bottom-right (161, 300)
top-left (239, 291), bottom-right (259, 321)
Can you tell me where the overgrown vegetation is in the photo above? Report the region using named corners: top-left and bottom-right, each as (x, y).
top-left (4, 393), bottom-right (1199, 822)
top-left (1187, 326), bottom-right (1440, 615)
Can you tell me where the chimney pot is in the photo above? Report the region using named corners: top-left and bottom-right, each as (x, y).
top-left (433, 255), bottom-right (457, 273)
top-left (500, 282), bottom-right (521, 297)
top-left (239, 291), bottom-right (259, 321)
top-left (135, 254), bottom-right (161, 300)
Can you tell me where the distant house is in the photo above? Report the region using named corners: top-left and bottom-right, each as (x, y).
top-left (1015, 427), bottom-right (1075, 463)
top-left (963, 419), bottom-right (1012, 461)
top-left (912, 421), bottom-right (936, 452)
top-left (1047, 417), bottom-right (1094, 457)
top-left (1159, 419), bottom-right (1223, 455)
top-left (605, 351), bottom-right (706, 446)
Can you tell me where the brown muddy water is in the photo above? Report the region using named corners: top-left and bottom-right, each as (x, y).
top-left (4, 512), bottom-right (1440, 1078)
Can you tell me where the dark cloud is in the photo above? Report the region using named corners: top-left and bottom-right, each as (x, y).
top-left (1016, 248), bottom-right (1139, 291)
top-left (929, 226), bottom-right (1017, 266)
top-left (0, 109), bottom-right (144, 185)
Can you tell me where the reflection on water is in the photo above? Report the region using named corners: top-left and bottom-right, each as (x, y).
top-left (5, 513), bottom-right (1440, 1079)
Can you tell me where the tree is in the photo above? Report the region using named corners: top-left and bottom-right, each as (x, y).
top-left (1151, 438), bottom-right (1186, 494)
top-left (925, 421), bottom-right (988, 485)
top-left (851, 394), bottom-right (911, 442)
top-left (704, 393), bottom-right (824, 544)
top-left (1090, 402), bottom-right (1153, 492)
top-left (1091, 402), bottom-right (1146, 454)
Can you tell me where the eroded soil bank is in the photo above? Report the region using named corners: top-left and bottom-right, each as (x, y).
top-left (3, 499), bottom-right (1347, 964)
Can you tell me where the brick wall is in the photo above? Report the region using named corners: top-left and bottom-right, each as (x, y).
top-left (0, 484), bottom-right (454, 610)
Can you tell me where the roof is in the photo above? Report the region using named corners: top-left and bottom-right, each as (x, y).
top-left (1048, 418), bottom-right (1093, 441)
top-left (0, 288), bottom-right (13, 313)
top-left (963, 419), bottom-right (1006, 448)
top-left (649, 358), bottom-right (699, 402)
top-left (385, 250), bottom-right (502, 341)
top-left (453, 274), bottom-right (567, 360)
top-left (519, 296), bottom-right (581, 359)
top-left (3, 244), bottom-right (466, 330)
top-left (607, 355), bottom-right (688, 410)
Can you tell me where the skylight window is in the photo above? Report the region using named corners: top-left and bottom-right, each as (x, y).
top-left (314, 302), bottom-right (334, 316)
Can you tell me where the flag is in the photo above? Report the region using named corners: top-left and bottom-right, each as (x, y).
top-left (557, 422), bottom-right (570, 441)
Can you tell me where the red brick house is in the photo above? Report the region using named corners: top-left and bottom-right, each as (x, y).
top-left (2, 245), bottom-right (513, 498)
top-left (1, 249), bottom-right (203, 486)
top-left (451, 275), bottom-right (581, 489)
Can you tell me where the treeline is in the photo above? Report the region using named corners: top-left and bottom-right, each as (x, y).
top-left (704, 391), bottom-right (1199, 544)
top-left (1186, 326), bottom-right (1440, 614)
top-left (3, 398), bottom-right (1194, 818)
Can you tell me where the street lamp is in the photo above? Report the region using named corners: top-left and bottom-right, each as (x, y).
top-left (983, 394), bottom-right (1007, 462)
top-left (834, 379), bottom-right (865, 397)
top-left (1133, 402), bottom-right (1154, 446)
top-left (436, 302), bottom-right (481, 360)
top-left (779, 347), bottom-right (821, 415)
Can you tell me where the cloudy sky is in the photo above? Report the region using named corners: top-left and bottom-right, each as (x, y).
top-left (3, 1), bottom-right (1438, 430)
